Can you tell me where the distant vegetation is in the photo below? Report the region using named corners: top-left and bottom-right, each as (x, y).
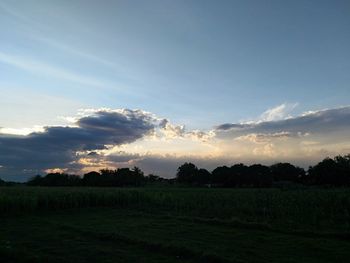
top-left (27, 167), bottom-right (151, 187)
top-left (176, 154), bottom-right (350, 187)
top-left (0, 154), bottom-right (349, 187)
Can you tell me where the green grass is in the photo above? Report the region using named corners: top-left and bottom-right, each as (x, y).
top-left (1, 187), bottom-right (350, 262)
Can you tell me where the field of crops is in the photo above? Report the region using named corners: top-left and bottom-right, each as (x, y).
top-left (1, 187), bottom-right (350, 232)
top-left (1, 187), bottom-right (350, 263)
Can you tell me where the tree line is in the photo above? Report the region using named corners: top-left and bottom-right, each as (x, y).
top-left (176, 154), bottom-right (350, 187)
top-left (0, 154), bottom-right (349, 187)
top-left (27, 167), bottom-right (166, 187)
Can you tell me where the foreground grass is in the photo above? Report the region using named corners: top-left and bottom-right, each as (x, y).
top-left (1, 207), bottom-right (350, 263)
top-left (1, 187), bottom-right (350, 262)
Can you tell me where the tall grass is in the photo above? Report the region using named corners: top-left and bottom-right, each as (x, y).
top-left (1, 187), bottom-right (350, 232)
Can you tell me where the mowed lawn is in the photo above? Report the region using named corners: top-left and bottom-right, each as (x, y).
top-left (1, 187), bottom-right (350, 262)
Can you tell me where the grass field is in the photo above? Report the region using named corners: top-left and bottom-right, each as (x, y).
top-left (1, 187), bottom-right (350, 262)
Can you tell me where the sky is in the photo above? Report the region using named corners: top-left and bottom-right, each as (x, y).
top-left (0, 0), bottom-right (349, 181)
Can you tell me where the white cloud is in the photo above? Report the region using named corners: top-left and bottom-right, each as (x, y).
top-left (259, 103), bottom-right (298, 122)
top-left (158, 119), bottom-right (185, 139)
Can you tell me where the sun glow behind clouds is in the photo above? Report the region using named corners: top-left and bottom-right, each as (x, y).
top-left (0, 126), bottom-right (44, 135)
top-left (0, 105), bottom-right (350, 180)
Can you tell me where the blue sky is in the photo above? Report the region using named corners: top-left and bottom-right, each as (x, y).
top-left (0, 0), bottom-right (350, 180)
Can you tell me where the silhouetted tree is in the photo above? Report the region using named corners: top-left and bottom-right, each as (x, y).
top-left (27, 175), bottom-right (43, 186)
top-left (308, 155), bottom-right (350, 186)
top-left (27, 167), bottom-right (147, 187)
top-left (115, 167), bottom-right (145, 186)
top-left (43, 173), bottom-right (81, 186)
top-left (131, 166), bottom-right (146, 186)
top-left (195, 168), bottom-right (211, 186)
top-left (27, 173), bottom-right (81, 186)
top-left (176, 163), bottom-right (198, 184)
top-left (146, 174), bottom-right (161, 182)
top-left (0, 178), bottom-right (5, 186)
top-left (211, 166), bottom-right (231, 187)
top-left (334, 154), bottom-right (350, 185)
top-left (24, 154), bottom-right (350, 188)
top-left (82, 171), bottom-right (101, 186)
top-left (230, 163), bottom-right (249, 187)
top-left (99, 169), bottom-right (119, 186)
top-left (247, 164), bottom-right (273, 187)
top-left (133, 166), bottom-right (143, 176)
top-left (270, 163), bottom-right (305, 183)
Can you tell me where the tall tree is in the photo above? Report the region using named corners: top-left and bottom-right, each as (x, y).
top-left (176, 163), bottom-right (198, 184)
top-left (270, 163), bottom-right (305, 183)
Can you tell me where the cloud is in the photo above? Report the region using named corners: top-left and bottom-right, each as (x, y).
top-left (1, 105), bottom-right (350, 181)
top-left (125, 154), bottom-right (236, 178)
top-left (0, 109), bottom-right (155, 180)
top-left (215, 123), bottom-right (250, 131)
top-left (215, 106), bottom-right (350, 138)
top-left (215, 102), bottom-right (298, 130)
top-left (0, 51), bottom-right (107, 88)
top-left (158, 118), bottom-right (213, 142)
top-left (234, 131), bottom-right (307, 144)
top-left (186, 130), bottom-right (215, 142)
top-left (106, 152), bottom-right (142, 163)
top-left (0, 126), bottom-right (45, 136)
top-left (213, 106), bottom-right (350, 164)
top-left (0, 106), bottom-right (218, 180)
top-left (259, 103), bottom-right (298, 122)
top-left (158, 118), bottom-right (185, 138)
top-left (76, 109), bottom-right (155, 144)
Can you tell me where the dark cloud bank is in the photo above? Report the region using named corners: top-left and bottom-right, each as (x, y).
top-left (1, 106), bottom-right (350, 181)
top-left (0, 109), bottom-right (155, 181)
top-left (216, 106), bottom-right (350, 136)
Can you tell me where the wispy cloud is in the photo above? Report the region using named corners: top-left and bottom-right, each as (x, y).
top-left (36, 37), bottom-right (119, 69)
top-left (0, 2), bottom-right (133, 83)
top-left (0, 51), bottom-right (108, 87)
